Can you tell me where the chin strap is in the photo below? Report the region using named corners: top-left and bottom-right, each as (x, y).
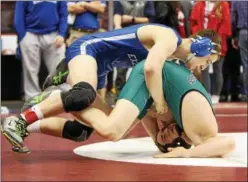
top-left (185, 53), bottom-right (196, 64)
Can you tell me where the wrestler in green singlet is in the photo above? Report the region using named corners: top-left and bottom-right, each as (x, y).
top-left (119, 59), bottom-right (213, 129)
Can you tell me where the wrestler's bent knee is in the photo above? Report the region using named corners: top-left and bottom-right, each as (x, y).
top-left (101, 126), bottom-right (123, 142)
top-left (61, 82), bottom-right (96, 112)
top-left (62, 120), bottom-right (94, 142)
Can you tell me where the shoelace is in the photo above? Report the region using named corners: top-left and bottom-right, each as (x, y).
top-left (52, 70), bottom-right (69, 85)
top-left (16, 119), bottom-right (29, 138)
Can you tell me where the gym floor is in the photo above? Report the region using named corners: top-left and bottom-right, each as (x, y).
top-left (1, 101), bottom-right (247, 181)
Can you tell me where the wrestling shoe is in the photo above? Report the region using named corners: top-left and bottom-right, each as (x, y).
top-left (12, 145), bottom-right (31, 154)
top-left (1, 116), bottom-right (29, 148)
top-left (42, 58), bottom-right (69, 90)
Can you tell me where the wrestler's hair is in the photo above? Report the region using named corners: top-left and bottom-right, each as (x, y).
top-left (191, 29), bottom-right (222, 59)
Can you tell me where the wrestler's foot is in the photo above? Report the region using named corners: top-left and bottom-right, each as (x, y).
top-left (42, 58), bottom-right (69, 90)
top-left (12, 145), bottom-right (31, 154)
top-left (1, 116), bottom-right (29, 148)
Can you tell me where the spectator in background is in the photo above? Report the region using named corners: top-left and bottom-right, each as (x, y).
top-left (190, 1), bottom-right (231, 104)
top-left (1, 2), bottom-right (15, 34)
top-left (66, 1), bottom-right (106, 46)
top-left (180, 1), bottom-right (193, 38)
top-left (154, 1), bottom-right (192, 38)
top-left (231, 1), bottom-right (248, 101)
top-left (220, 37), bottom-right (242, 102)
top-left (113, 1), bottom-right (155, 94)
top-left (14, 1), bottom-right (67, 100)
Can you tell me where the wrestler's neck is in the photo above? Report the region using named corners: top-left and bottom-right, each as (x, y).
top-left (172, 38), bottom-right (192, 62)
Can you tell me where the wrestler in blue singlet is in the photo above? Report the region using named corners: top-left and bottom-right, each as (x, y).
top-left (66, 23), bottom-right (182, 89)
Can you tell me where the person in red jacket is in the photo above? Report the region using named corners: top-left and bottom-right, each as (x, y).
top-left (190, 1), bottom-right (231, 104)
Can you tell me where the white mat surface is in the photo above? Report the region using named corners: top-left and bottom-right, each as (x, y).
top-left (74, 133), bottom-right (247, 168)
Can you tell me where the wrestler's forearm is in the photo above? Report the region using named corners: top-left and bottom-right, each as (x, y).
top-left (186, 136), bottom-right (235, 158)
top-left (141, 116), bottom-right (159, 142)
top-left (144, 67), bottom-right (165, 106)
top-left (144, 41), bottom-right (174, 106)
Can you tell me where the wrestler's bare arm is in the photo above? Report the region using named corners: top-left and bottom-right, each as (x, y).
top-left (142, 107), bottom-right (174, 142)
top-left (183, 133), bottom-right (236, 158)
top-left (137, 25), bottom-right (178, 113)
top-left (141, 116), bottom-right (159, 142)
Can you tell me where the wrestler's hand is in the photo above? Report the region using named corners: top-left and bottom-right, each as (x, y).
top-left (54, 35), bottom-right (64, 48)
top-left (155, 102), bottom-right (168, 114)
top-left (153, 147), bottom-right (189, 158)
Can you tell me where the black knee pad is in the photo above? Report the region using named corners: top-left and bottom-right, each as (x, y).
top-left (62, 120), bottom-right (94, 142)
top-left (61, 82), bottom-right (96, 112)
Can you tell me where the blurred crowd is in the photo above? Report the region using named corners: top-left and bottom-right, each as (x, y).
top-left (1, 1), bottom-right (248, 104)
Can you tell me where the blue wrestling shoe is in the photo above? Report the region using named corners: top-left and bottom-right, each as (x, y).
top-left (42, 58), bottom-right (69, 90)
top-left (1, 116), bottom-right (29, 148)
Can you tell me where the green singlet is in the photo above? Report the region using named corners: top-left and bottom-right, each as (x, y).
top-left (118, 59), bottom-right (212, 129)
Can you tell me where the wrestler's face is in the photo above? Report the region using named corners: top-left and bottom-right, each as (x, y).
top-left (186, 54), bottom-right (219, 71)
top-left (156, 123), bottom-right (192, 146)
top-left (156, 123), bottom-right (180, 145)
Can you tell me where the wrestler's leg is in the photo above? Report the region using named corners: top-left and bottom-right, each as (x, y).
top-left (28, 117), bottom-right (94, 142)
top-left (23, 87), bottom-right (108, 141)
top-left (20, 55), bottom-right (97, 123)
top-left (24, 87), bottom-right (108, 140)
top-left (181, 91), bottom-right (235, 157)
top-left (71, 60), bottom-right (152, 141)
top-left (97, 88), bottom-right (107, 101)
top-left (30, 55), bottom-right (98, 120)
top-left (1, 55), bottom-right (98, 147)
top-left (11, 116), bottom-right (94, 153)
top-left (72, 99), bottom-right (140, 141)
top-left (181, 91), bottom-right (218, 144)
top-left (29, 117), bottom-right (67, 137)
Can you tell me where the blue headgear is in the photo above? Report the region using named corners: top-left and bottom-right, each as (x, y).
top-left (190, 35), bottom-right (218, 57)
